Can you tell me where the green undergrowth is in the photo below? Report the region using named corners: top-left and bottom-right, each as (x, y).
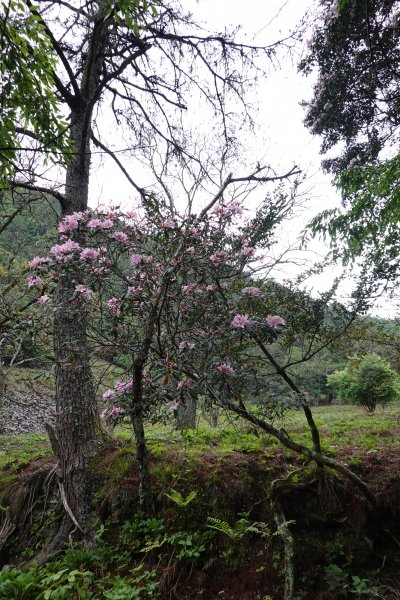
top-left (1, 446), bottom-right (400, 599)
top-left (0, 405), bottom-right (399, 597)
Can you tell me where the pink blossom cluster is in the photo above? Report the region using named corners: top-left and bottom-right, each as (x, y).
top-left (161, 217), bottom-right (177, 229)
top-left (58, 212), bottom-right (86, 234)
top-left (127, 285), bottom-right (142, 297)
top-left (100, 406), bottom-right (125, 419)
top-left (212, 200), bottom-right (243, 217)
top-left (29, 256), bottom-right (47, 270)
top-left (239, 246), bottom-right (256, 258)
top-left (79, 247), bottom-right (102, 261)
top-left (102, 389), bottom-right (115, 400)
top-left (115, 378), bottom-right (134, 393)
top-left (27, 275), bottom-right (44, 288)
top-left (75, 284), bottom-right (93, 299)
top-left (210, 250), bottom-right (229, 266)
top-left (131, 254), bottom-right (153, 267)
top-left (216, 363), bottom-right (235, 375)
top-left (182, 283), bottom-right (198, 295)
top-left (112, 231), bottom-right (129, 244)
top-left (178, 340), bottom-right (196, 351)
top-left (167, 398), bottom-right (180, 412)
top-left (87, 218), bottom-right (113, 230)
top-left (102, 378), bottom-right (134, 401)
top-left (177, 377), bottom-right (193, 390)
top-left (265, 315), bottom-right (286, 328)
top-left (241, 286), bottom-right (261, 297)
top-left (51, 240), bottom-right (81, 255)
top-left (231, 314), bottom-right (253, 329)
top-left (107, 297), bottom-right (121, 316)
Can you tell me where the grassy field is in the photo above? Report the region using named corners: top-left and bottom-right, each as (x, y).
top-left (0, 402), bottom-right (398, 489)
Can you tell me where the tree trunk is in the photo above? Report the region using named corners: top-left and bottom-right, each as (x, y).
top-left (53, 282), bottom-right (100, 544)
top-left (46, 2), bottom-right (111, 550)
top-left (176, 396), bottom-right (197, 430)
top-left (131, 363), bottom-right (152, 512)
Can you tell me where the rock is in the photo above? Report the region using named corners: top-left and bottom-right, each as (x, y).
top-left (0, 391), bottom-right (55, 435)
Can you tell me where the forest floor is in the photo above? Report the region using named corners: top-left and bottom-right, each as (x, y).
top-left (0, 403), bottom-right (399, 599)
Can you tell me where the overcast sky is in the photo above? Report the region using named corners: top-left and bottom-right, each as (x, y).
top-left (91, 0), bottom-right (335, 216)
top-left (89, 1), bottom-right (396, 316)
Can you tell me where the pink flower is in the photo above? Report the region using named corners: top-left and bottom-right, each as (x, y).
top-left (51, 240), bottom-right (81, 255)
top-left (265, 315), bottom-right (286, 328)
top-left (27, 275), bottom-right (44, 288)
top-left (115, 378), bottom-right (133, 394)
top-left (127, 286), bottom-right (141, 297)
top-left (178, 341), bottom-right (196, 351)
top-left (231, 314), bottom-right (253, 329)
top-left (58, 212), bottom-right (84, 234)
top-left (162, 217), bottom-right (177, 229)
top-left (167, 398), bottom-right (180, 412)
top-left (38, 295), bottom-right (49, 305)
top-left (79, 247), bottom-right (101, 260)
top-left (113, 231), bottom-right (129, 244)
top-left (186, 246), bottom-right (195, 255)
top-left (182, 283), bottom-right (198, 295)
top-left (87, 218), bottom-right (113, 229)
top-left (210, 250), bottom-right (229, 266)
top-left (110, 406), bottom-right (125, 416)
top-left (212, 200), bottom-right (243, 217)
top-left (90, 267), bottom-right (109, 275)
top-left (29, 256), bottom-right (45, 270)
top-left (102, 389), bottom-right (115, 401)
top-left (217, 363), bottom-right (235, 375)
top-left (75, 284), bottom-right (93, 299)
top-left (130, 254), bottom-right (145, 267)
top-left (189, 227), bottom-right (202, 238)
top-left (107, 297), bottom-right (121, 316)
top-left (242, 286), bottom-right (261, 297)
top-left (239, 246), bottom-right (256, 258)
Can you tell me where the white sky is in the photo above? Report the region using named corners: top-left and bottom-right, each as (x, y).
top-left (89, 0), bottom-right (396, 316)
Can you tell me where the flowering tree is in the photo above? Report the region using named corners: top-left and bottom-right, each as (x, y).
top-left (1, 0), bottom-right (303, 551)
top-left (30, 180), bottom-right (374, 508)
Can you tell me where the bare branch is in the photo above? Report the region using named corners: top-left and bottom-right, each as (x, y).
top-left (90, 133), bottom-right (148, 198)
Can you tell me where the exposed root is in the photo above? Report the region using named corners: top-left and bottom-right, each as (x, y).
top-left (0, 508), bottom-right (15, 550)
top-left (271, 475), bottom-right (295, 600)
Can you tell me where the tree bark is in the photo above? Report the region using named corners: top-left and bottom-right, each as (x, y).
top-left (49, 3), bottom-right (111, 548)
top-left (131, 362), bottom-right (152, 513)
top-left (176, 396), bottom-right (197, 430)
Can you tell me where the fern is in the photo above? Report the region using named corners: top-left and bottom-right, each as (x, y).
top-left (207, 517), bottom-right (270, 540)
top-left (164, 489), bottom-right (197, 507)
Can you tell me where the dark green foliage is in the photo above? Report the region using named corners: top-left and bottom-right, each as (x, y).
top-left (300, 0), bottom-right (400, 173)
top-left (301, 0), bottom-right (400, 292)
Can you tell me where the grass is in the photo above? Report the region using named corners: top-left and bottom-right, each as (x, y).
top-left (0, 434), bottom-right (50, 487)
top-left (0, 402), bottom-right (399, 491)
top-left (142, 402), bottom-right (400, 455)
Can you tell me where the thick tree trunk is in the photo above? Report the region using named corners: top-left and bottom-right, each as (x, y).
top-left (46, 2), bottom-right (111, 550)
top-left (176, 396), bottom-right (197, 430)
top-left (53, 282), bottom-right (100, 543)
